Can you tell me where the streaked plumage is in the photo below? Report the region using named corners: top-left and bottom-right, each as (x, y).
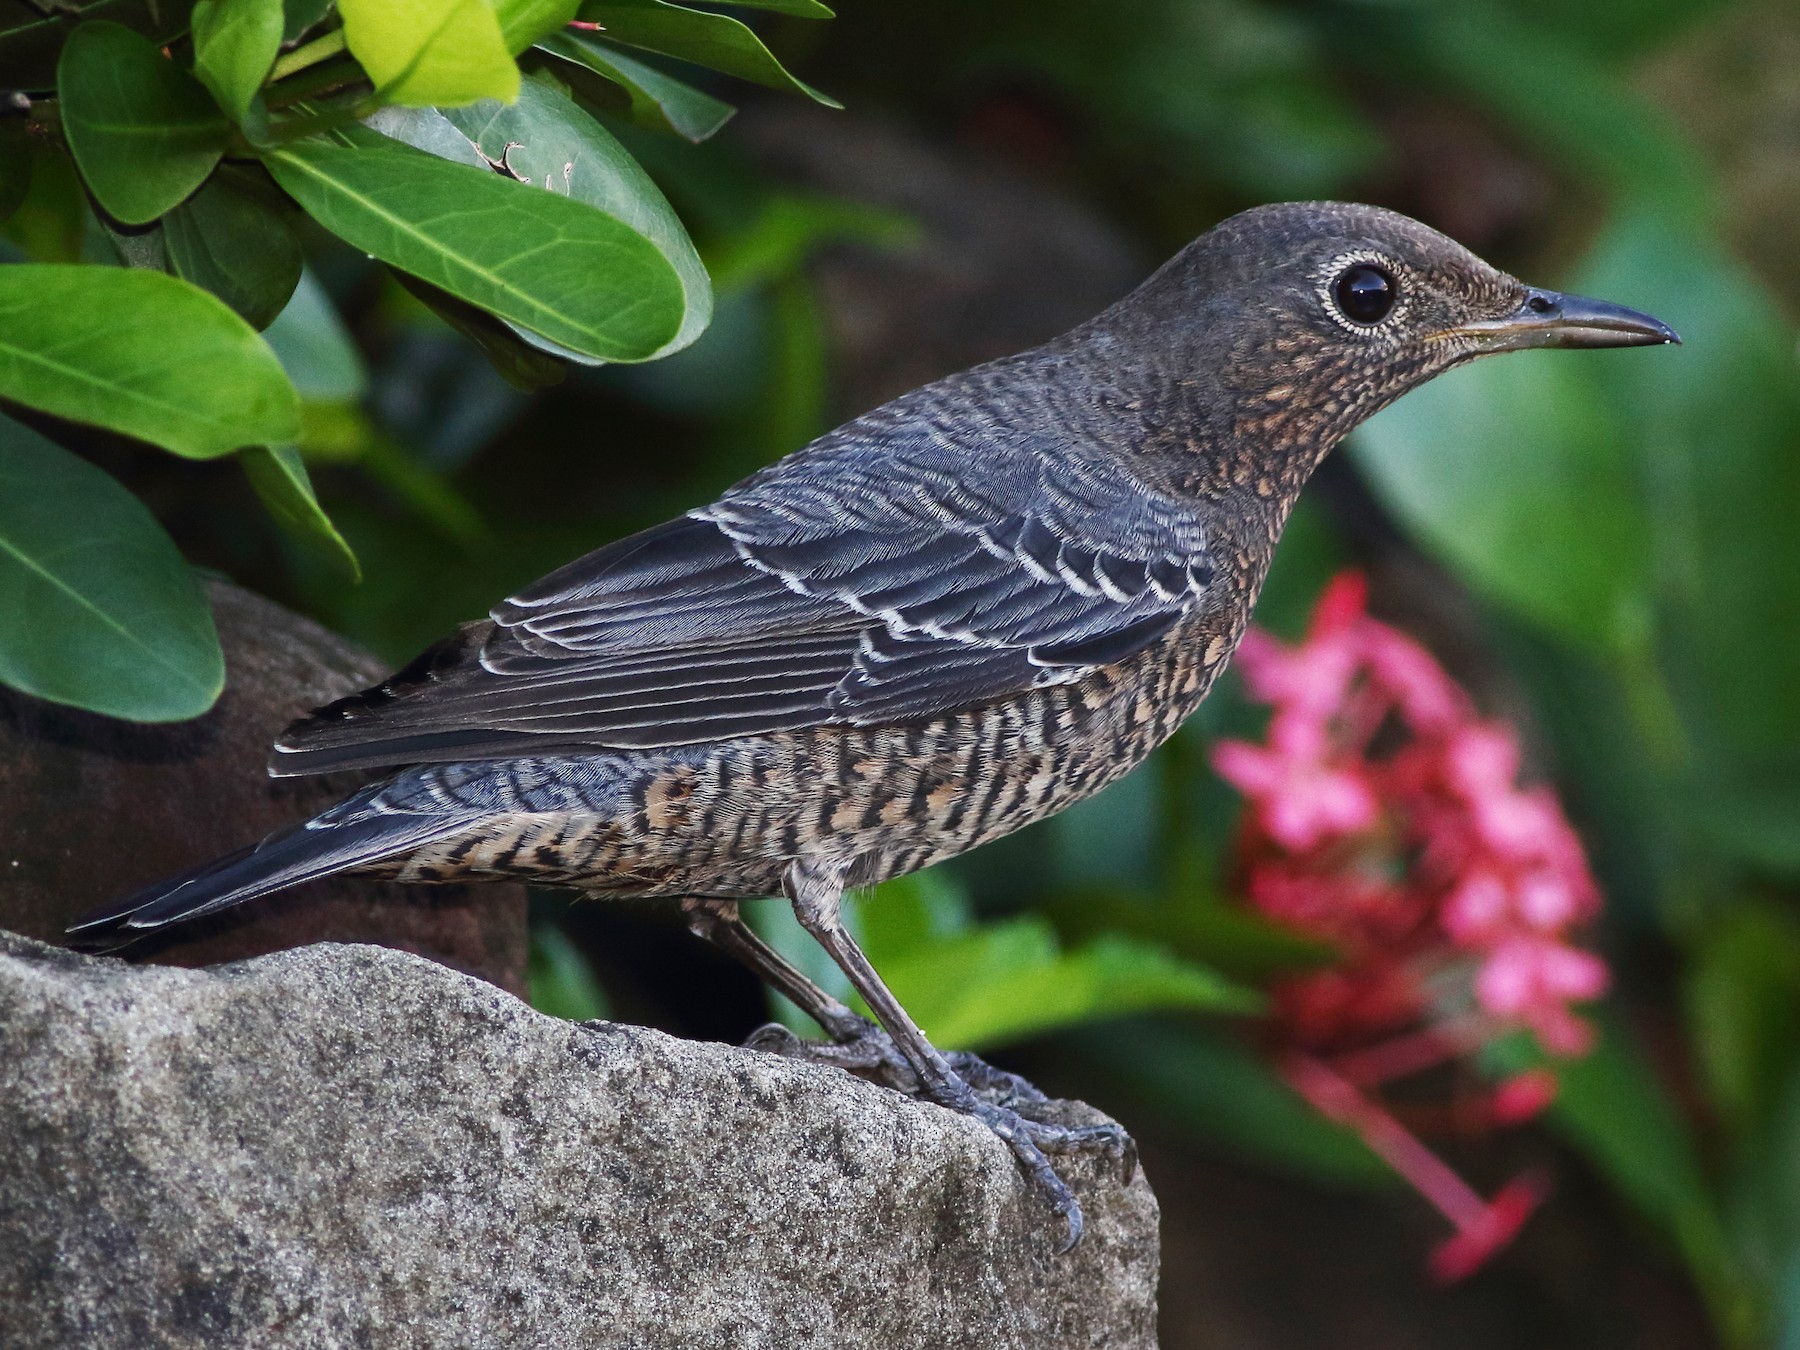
top-left (69, 202), bottom-right (1678, 1247)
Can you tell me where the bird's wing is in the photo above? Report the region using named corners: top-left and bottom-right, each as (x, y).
top-left (272, 426), bottom-right (1214, 775)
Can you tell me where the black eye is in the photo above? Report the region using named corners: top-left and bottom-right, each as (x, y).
top-left (1333, 264), bottom-right (1396, 325)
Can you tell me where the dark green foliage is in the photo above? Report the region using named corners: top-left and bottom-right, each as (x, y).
top-left (0, 0), bottom-right (828, 720)
top-left (0, 412), bottom-right (222, 720)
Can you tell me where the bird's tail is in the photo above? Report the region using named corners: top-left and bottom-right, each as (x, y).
top-left (65, 788), bottom-right (473, 950)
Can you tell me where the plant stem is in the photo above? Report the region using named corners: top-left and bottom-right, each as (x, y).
top-left (269, 28), bottom-right (348, 84)
top-left (264, 57), bottom-right (367, 111)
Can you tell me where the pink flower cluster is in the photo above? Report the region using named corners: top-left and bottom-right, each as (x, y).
top-left (1211, 572), bottom-right (1609, 1278)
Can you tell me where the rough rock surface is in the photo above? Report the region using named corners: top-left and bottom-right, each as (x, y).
top-left (0, 580), bottom-right (527, 994)
top-left (0, 930), bottom-right (1159, 1348)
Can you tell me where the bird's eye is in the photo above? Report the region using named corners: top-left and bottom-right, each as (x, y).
top-left (1332, 264), bottom-right (1396, 325)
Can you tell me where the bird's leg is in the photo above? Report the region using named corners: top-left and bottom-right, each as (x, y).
top-left (678, 896), bottom-right (921, 1092)
top-left (782, 859), bottom-right (1133, 1251)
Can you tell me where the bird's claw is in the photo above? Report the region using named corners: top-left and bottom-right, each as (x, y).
top-left (966, 1098), bottom-right (1112, 1252)
top-left (1019, 1117), bottom-right (1139, 1186)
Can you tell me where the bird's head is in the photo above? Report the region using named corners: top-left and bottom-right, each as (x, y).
top-left (1107, 201), bottom-right (1678, 491)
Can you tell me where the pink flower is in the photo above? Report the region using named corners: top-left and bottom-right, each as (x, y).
top-left (1476, 937), bottom-right (1608, 1055)
top-left (1211, 739), bottom-right (1379, 852)
top-left (1212, 570), bottom-right (1610, 1278)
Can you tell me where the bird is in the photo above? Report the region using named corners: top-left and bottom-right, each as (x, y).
top-left (68, 201), bottom-right (1678, 1249)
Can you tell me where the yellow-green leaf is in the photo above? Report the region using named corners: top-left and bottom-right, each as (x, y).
top-left (338, 0), bottom-right (520, 107)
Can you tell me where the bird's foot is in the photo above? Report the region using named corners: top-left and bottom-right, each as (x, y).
top-left (958, 1098), bottom-right (1137, 1252)
top-left (745, 1020), bottom-right (1136, 1250)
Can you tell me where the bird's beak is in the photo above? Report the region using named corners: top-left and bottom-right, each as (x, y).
top-left (1450, 288), bottom-right (1682, 352)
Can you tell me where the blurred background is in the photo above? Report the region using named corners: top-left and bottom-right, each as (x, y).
top-left (10, 0), bottom-right (1800, 1344)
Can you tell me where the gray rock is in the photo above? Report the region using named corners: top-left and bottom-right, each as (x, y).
top-left (0, 931), bottom-right (1159, 1348)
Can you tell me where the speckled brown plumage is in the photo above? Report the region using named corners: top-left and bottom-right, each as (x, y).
top-left (69, 201), bottom-right (1677, 1247)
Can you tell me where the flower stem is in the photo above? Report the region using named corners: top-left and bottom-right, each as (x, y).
top-left (1284, 1052), bottom-right (1490, 1231)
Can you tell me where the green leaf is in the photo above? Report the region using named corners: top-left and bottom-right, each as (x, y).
top-left (537, 31), bottom-right (735, 143)
top-left (163, 170), bottom-right (303, 329)
top-left (191, 0), bottom-right (283, 121)
top-left (439, 76), bottom-right (710, 355)
top-left (241, 444), bottom-right (360, 578)
top-left (0, 263), bottom-right (299, 456)
top-left (337, 0), bottom-right (520, 106)
top-left (261, 267), bottom-right (367, 402)
top-left (1350, 349), bottom-right (1654, 658)
top-left (262, 126), bottom-right (685, 361)
top-left (577, 0), bottom-right (837, 106)
top-left (527, 919), bottom-right (611, 1021)
top-left (1686, 904), bottom-right (1800, 1135)
top-left (493, 0), bottom-right (578, 55)
top-left (873, 920), bottom-right (1257, 1050)
top-left (1571, 210), bottom-right (1800, 761)
top-left (57, 20), bottom-right (230, 226)
top-left (0, 411), bottom-right (223, 721)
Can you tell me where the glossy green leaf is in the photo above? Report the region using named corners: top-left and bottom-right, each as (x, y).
top-left (0, 412), bottom-right (223, 721)
top-left (191, 0), bottom-right (284, 121)
top-left (1350, 349), bottom-right (1654, 658)
top-left (57, 20), bottom-right (230, 226)
top-left (163, 171), bottom-right (303, 328)
top-left (440, 76), bottom-right (710, 355)
top-left (263, 127), bottom-right (685, 360)
top-left (0, 264), bottom-right (299, 456)
top-left (337, 0), bottom-right (519, 106)
top-left (494, 0), bottom-right (578, 55)
top-left (241, 443), bottom-right (360, 578)
top-left (578, 0), bottom-right (838, 106)
top-left (359, 104), bottom-right (492, 168)
top-left (262, 267), bottom-right (367, 402)
top-left (537, 32), bottom-right (733, 142)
